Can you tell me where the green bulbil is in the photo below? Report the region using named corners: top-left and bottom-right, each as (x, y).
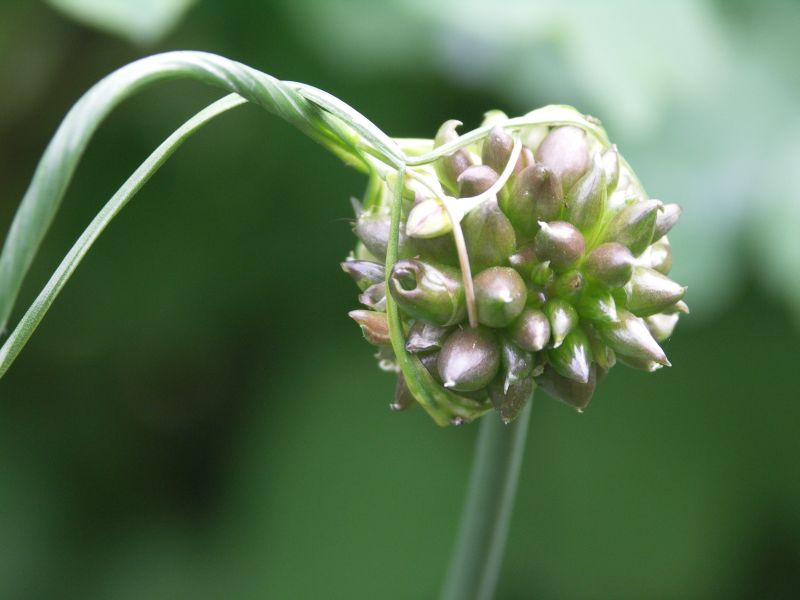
top-left (533, 221), bottom-right (585, 271)
top-left (576, 286), bottom-right (618, 323)
top-left (584, 243), bottom-right (634, 288)
top-left (530, 261), bottom-right (554, 287)
top-left (535, 126), bottom-right (590, 190)
top-left (438, 327), bottom-right (501, 392)
top-left (543, 299), bottom-right (578, 348)
top-left (624, 266), bottom-right (686, 317)
top-left (499, 335), bottom-right (534, 390)
top-left (462, 199), bottom-right (517, 272)
top-left (341, 259), bottom-right (384, 291)
top-left (645, 313), bottom-right (680, 342)
top-left (508, 242), bottom-right (539, 275)
top-left (458, 165), bottom-right (499, 197)
top-left (354, 209), bottom-right (414, 261)
top-left (388, 259), bottom-right (466, 326)
top-left (537, 364), bottom-right (597, 411)
top-left (566, 155), bottom-right (606, 233)
top-left (548, 269), bottom-right (585, 301)
top-left (548, 327), bottom-right (593, 384)
top-left (509, 308), bottom-right (551, 352)
top-left (474, 267), bottom-right (528, 327)
top-left (601, 199), bottom-right (660, 256)
top-left (503, 164), bottom-right (563, 237)
top-left (481, 125), bottom-right (514, 174)
top-left (434, 120), bottom-right (473, 192)
top-left (489, 376), bottom-right (533, 424)
top-left (598, 309), bottom-right (670, 366)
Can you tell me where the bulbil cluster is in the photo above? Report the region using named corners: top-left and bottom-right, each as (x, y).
top-left (343, 114), bottom-right (686, 425)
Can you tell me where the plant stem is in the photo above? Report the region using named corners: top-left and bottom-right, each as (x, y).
top-left (440, 400), bottom-right (532, 600)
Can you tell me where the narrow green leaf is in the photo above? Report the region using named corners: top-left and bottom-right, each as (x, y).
top-left (0, 51), bottom-right (377, 335)
top-left (0, 94), bottom-right (245, 379)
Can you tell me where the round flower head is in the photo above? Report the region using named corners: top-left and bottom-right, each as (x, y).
top-left (343, 107), bottom-right (686, 426)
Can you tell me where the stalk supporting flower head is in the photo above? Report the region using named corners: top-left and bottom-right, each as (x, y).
top-left (343, 109), bottom-right (686, 426)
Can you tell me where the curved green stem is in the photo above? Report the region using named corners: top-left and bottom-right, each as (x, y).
top-left (0, 50), bottom-right (399, 335)
top-left (440, 400), bottom-right (532, 600)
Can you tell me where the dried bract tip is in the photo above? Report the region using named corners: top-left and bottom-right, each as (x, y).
top-left (349, 310), bottom-right (390, 346)
top-left (405, 321), bottom-right (451, 353)
top-left (392, 376), bottom-right (416, 411)
top-left (358, 282), bottom-right (386, 311)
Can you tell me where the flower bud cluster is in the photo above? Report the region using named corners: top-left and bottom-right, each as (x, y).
top-left (343, 113), bottom-right (686, 424)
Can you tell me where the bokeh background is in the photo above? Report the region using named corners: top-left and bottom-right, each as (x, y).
top-left (1, 1), bottom-right (799, 598)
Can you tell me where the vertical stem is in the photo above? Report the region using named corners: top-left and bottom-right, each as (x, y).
top-left (440, 400), bottom-right (532, 600)
top-left (444, 205), bottom-right (478, 328)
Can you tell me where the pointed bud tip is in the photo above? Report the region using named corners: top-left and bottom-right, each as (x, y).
top-left (350, 197), bottom-right (364, 216)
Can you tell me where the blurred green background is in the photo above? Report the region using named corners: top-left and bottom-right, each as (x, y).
top-left (1, 1), bottom-right (799, 598)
